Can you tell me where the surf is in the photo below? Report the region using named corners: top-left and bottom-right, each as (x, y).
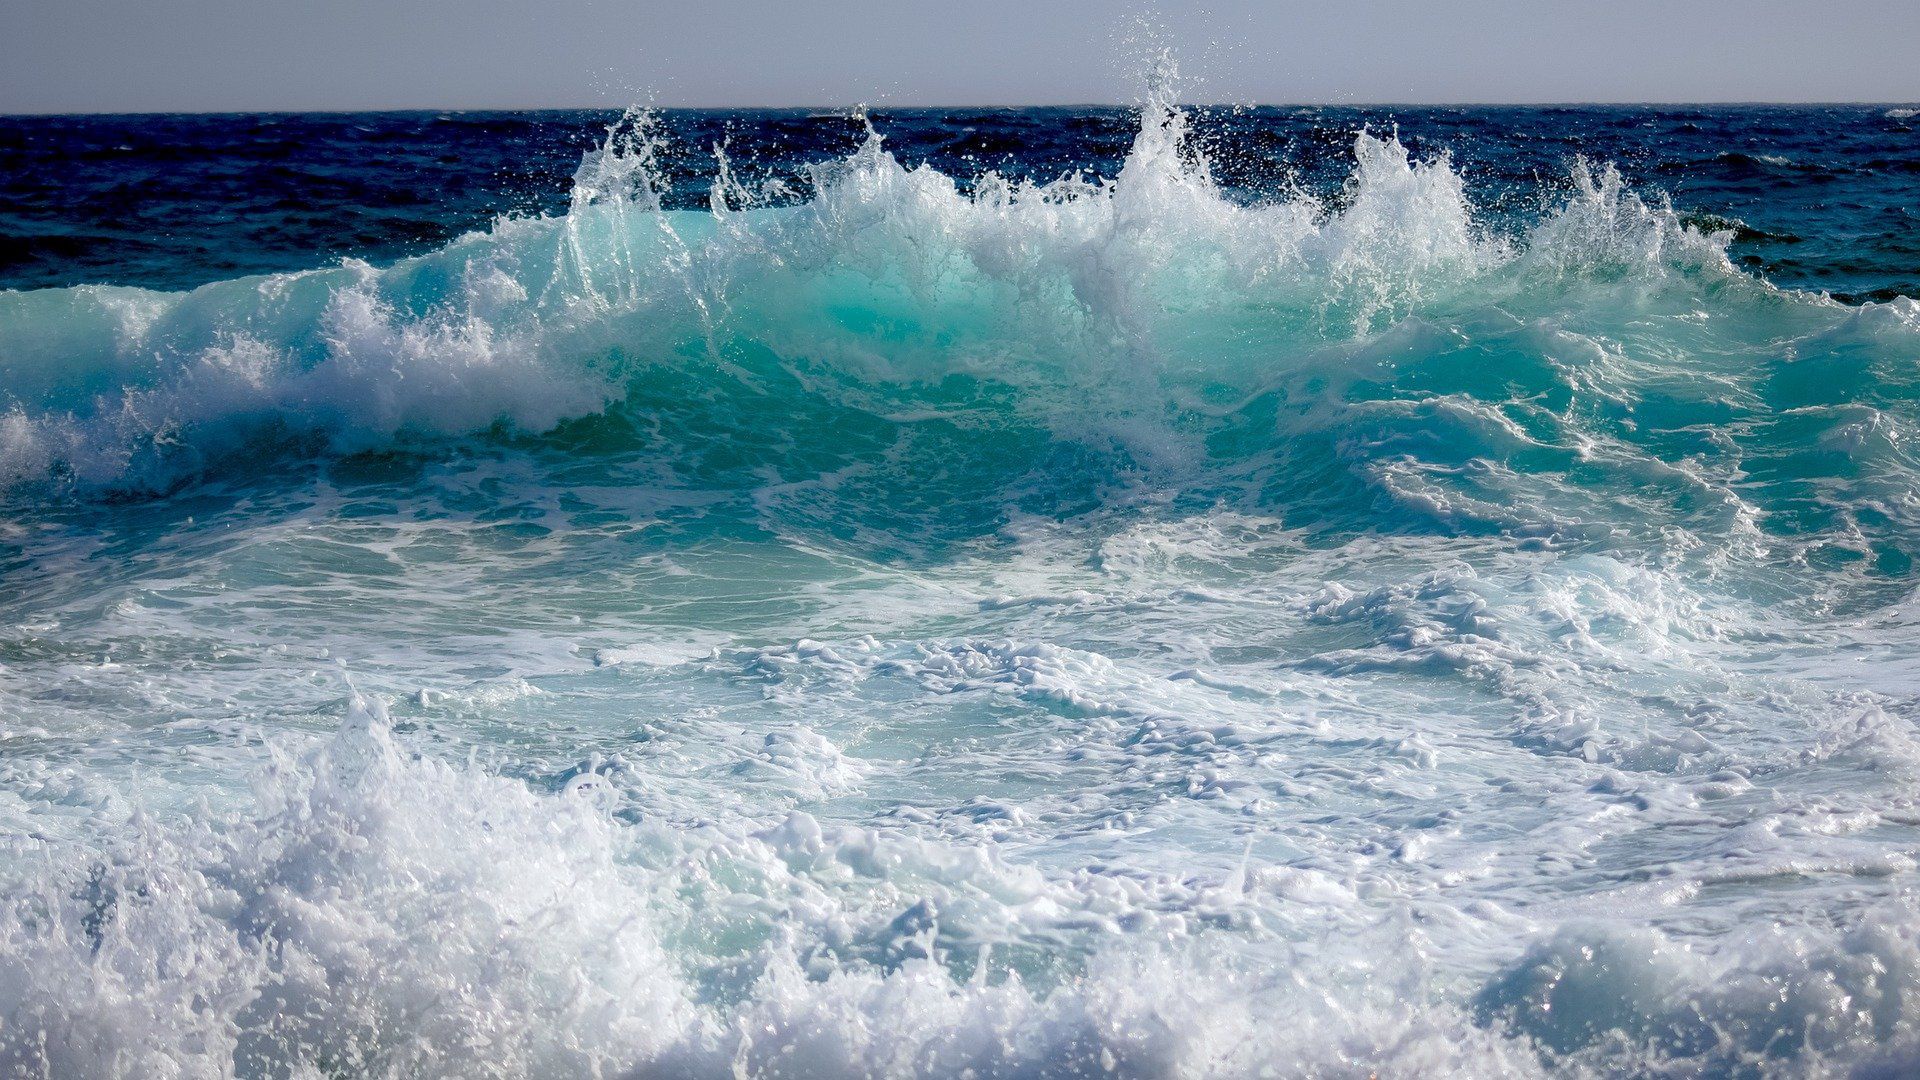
top-left (7, 60), bottom-right (1920, 1080)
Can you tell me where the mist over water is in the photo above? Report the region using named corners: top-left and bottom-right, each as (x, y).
top-left (6, 65), bottom-right (1920, 1077)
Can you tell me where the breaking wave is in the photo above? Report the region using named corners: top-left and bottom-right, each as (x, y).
top-left (1, 74), bottom-right (1779, 502)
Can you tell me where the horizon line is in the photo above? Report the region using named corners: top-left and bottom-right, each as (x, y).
top-left (3, 99), bottom-right (1917, 119)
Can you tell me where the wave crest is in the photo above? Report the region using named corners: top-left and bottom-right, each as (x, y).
top-left (0, 84), bottom-right (1822, 499)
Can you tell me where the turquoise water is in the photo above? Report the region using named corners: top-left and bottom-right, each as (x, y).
top-left (6, 84), bottom-right (1920, 1076)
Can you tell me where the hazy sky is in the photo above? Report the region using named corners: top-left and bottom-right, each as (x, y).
top-left (4, 0), bottom-right (1917, 112)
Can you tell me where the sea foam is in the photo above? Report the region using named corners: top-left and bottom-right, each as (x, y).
top-left (7, 63), bottom-right (1920, 1080)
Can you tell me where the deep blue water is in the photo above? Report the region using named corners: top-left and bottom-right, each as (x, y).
top-left (5, 99), bottom-right (1920, 1077)
top-left (4, 105), bottom-right (1918, 300)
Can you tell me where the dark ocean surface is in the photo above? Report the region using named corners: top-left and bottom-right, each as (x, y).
top-left (4, 105), bottom-right (1917, 300)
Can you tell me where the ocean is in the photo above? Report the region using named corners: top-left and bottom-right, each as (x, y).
top-left (4, 82), bottom-right (1920, 1076)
